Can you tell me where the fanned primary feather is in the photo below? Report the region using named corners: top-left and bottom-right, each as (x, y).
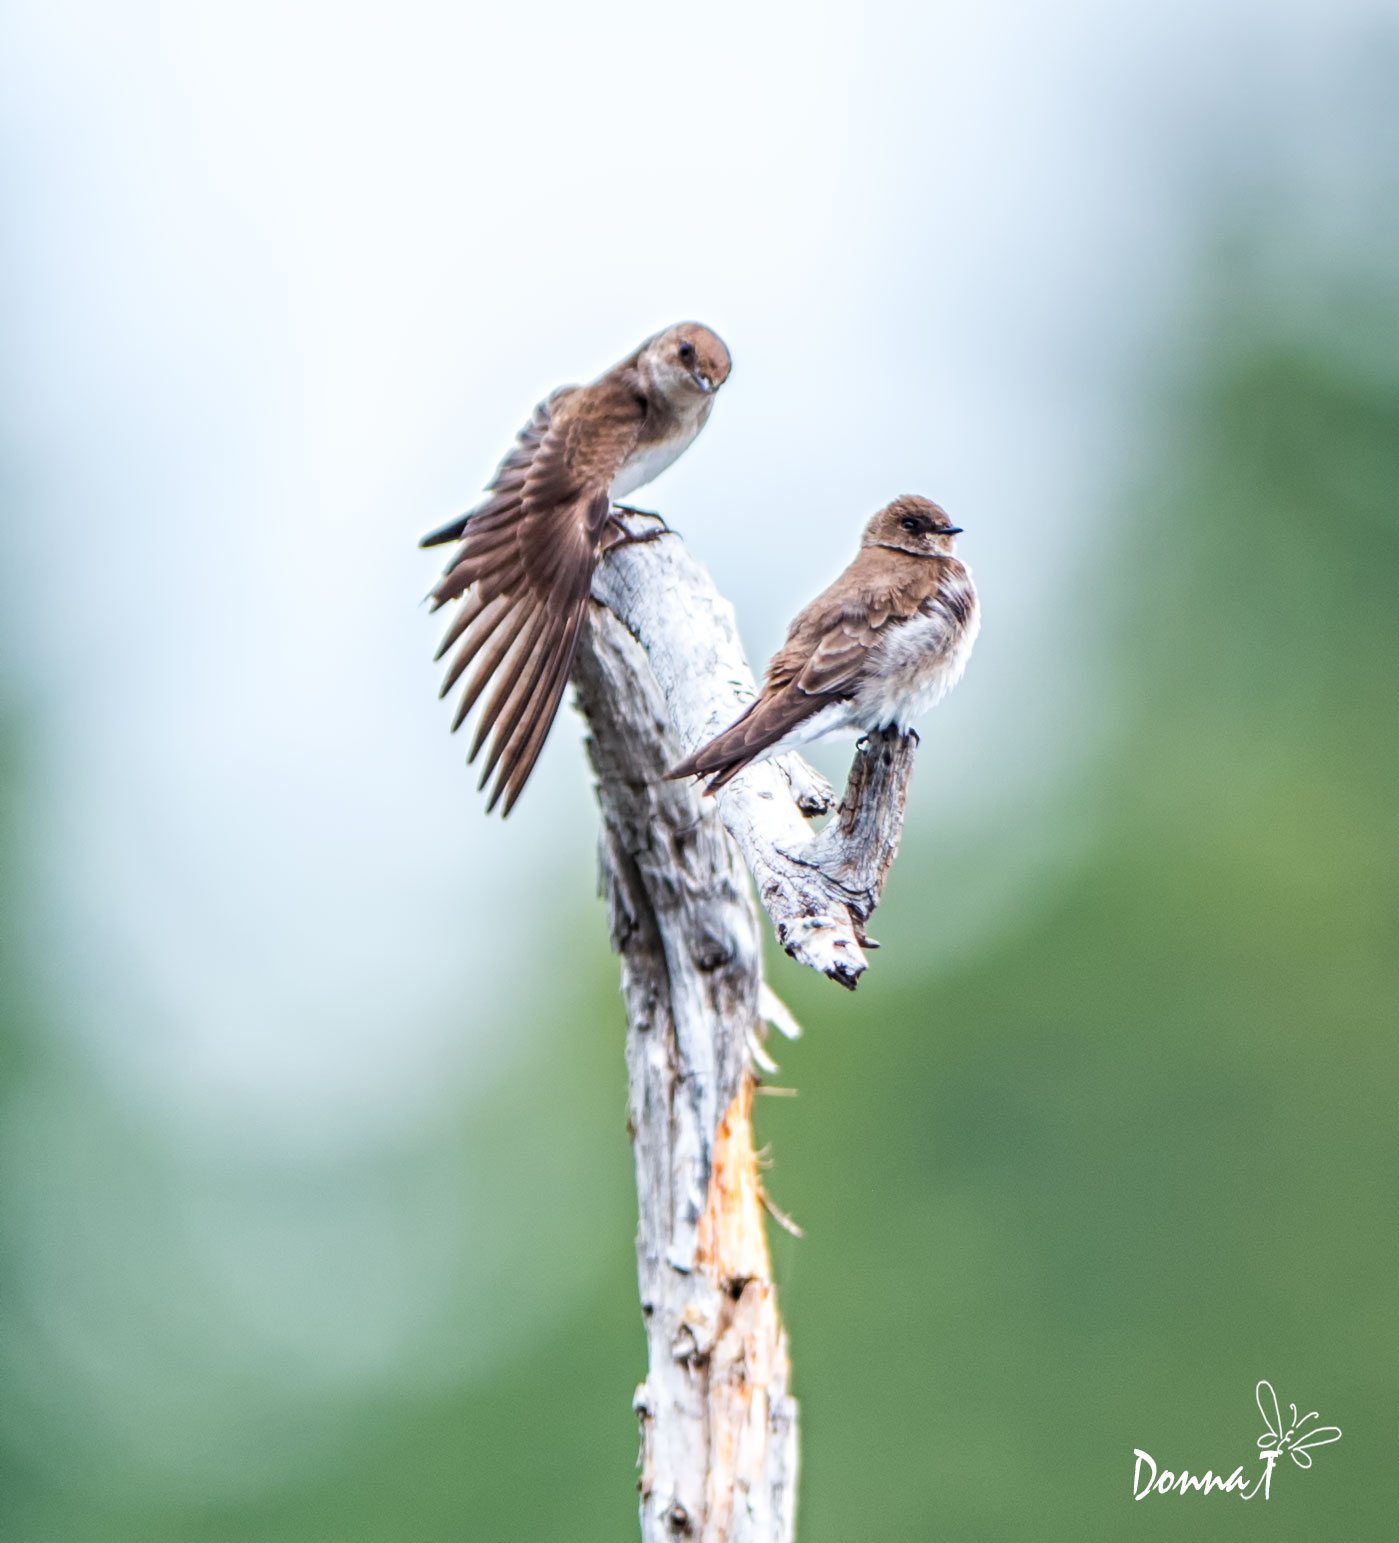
top-left (423, 323), bottom-right (731, 815)
top-left (669, 495), bottom-right (980, 794)
top-left (429, 386), bottom-right (641, 814)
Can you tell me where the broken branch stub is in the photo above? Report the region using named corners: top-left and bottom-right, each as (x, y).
top-left (788, 725), bottom-right (919, 953)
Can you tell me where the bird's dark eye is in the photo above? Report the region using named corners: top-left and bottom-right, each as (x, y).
top-left (678, 341), bottom-right (695, 361)
top-left (901, 516), bottom-right (922, 532)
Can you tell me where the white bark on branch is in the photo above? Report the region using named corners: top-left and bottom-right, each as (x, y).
top-left (572, 528), bottom-right (916, 1543)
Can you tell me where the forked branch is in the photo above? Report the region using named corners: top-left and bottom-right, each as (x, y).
top-left (589, 531), bottom-right (917, 990)
top-left (571, 528), bottom-right (916, 1543)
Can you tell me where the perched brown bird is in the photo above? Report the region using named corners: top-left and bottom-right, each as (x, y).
top-left (669, 496), bottom-right (980, 793)
top-left (421, 322), bottom-right (731, 814)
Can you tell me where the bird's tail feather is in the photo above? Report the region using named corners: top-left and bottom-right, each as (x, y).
top-left (419, 511), bottom-right (472, 549)
top-left (667, 688), bottom-right (827, 795)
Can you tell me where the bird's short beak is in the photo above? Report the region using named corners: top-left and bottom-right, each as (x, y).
top-left (943, 524), bottom-right (964, 535)
top-left (692, 370), bottom-right (713, 394)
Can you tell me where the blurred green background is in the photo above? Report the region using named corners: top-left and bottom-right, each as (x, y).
top-left (2, 1), bottom-right (1397, 1538)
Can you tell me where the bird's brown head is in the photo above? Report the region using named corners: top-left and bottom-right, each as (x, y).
top-left (862, 495), bottom-right (964, 558)
top-left (640, 322), bottom-right (732, 401)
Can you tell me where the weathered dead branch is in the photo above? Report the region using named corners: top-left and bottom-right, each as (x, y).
top-left (571, 528), bottom-right (917, 1543)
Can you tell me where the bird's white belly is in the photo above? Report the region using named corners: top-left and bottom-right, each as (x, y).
top-left (610, 421), bottom-right (702, 500)
top-left (855, 600), bottom-right (981, 732)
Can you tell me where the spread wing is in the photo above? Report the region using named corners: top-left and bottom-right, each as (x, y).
top-left (669, 554), bottom-right (929, 793)
top-left (427, 378), bottom-right (646, 814)
top-left (419, 393), bottom-right (557, 550)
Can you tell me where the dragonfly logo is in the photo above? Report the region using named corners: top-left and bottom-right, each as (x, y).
top-left (1132, 1381), bottom-right (1341, 1501)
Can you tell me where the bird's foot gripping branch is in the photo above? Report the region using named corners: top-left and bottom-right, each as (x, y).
top-left (572, 529), bottom-right (919, 1543)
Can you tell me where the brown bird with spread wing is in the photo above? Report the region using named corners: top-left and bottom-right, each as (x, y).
top-left (669, 496), bottom-right (980, 793)
top-left (421, 322), bottom-right (731, 814)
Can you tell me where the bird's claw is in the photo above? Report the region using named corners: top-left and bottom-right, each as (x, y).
top-left (611, 504), bottom-right (668, 528)
top-left (603, 508), bottom-right (671, 553)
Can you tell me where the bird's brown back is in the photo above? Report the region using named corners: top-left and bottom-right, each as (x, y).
top-left (765, 545), bottom-right (957, 697)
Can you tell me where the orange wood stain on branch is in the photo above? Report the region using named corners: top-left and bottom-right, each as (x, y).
top-left (694, 1078), bottom-right (791, 1542)
top-left (696, 1078), bottom-right (772, 1292)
